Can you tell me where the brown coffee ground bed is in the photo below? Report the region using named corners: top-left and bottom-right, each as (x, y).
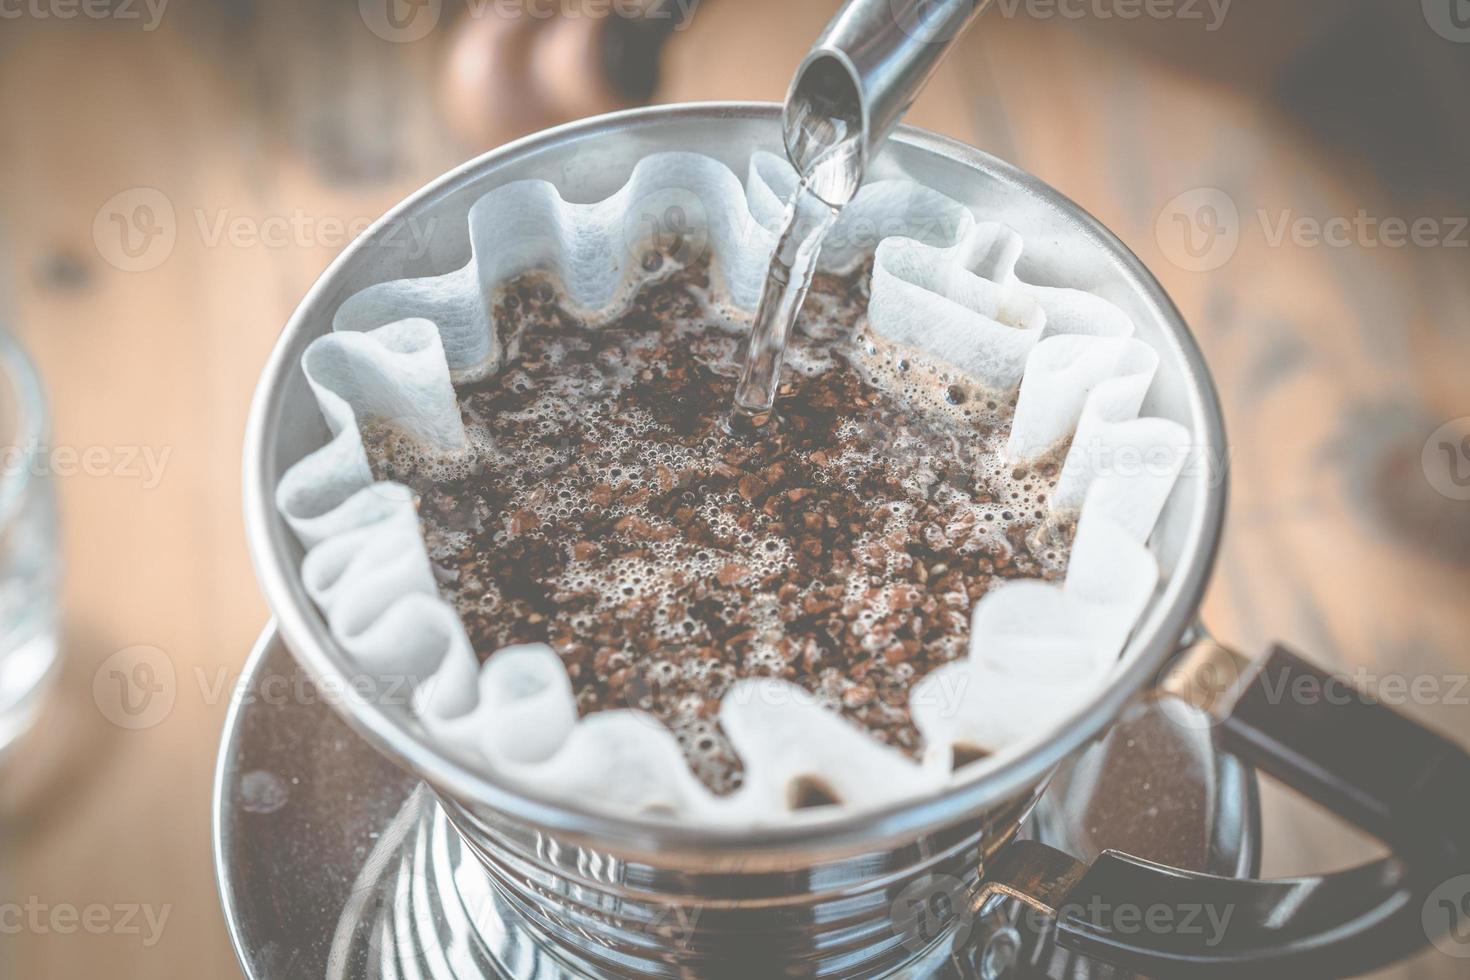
top-left (365, 258), bottom-right (1072, 794)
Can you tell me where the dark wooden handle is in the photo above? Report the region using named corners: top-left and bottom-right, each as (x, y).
top-left (980, 646), bottom-right (1470, 979)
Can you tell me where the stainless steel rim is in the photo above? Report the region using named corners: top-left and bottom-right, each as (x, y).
top-left (241, 101), bottom-right (1228, 861)
top-left (212, 623), bottom-right (271, 976)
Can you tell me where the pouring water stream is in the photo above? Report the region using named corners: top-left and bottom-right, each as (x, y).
top-left (731, 0), bottom-right (991, 424)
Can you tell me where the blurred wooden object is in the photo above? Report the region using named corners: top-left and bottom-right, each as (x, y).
top-left (441, 0), bottom-right (685, 151)
top-left (1084, 1), bottom-right (1470, 204)
top-left (0, 2), bottom-right (1466, 979)
top-left (1075, 0), bottom-right (1375, 85)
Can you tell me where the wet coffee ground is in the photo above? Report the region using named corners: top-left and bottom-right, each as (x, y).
top-left (365, 259), bottom-right (1072, 794)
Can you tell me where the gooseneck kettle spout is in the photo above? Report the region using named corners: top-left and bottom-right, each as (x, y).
top-left (731, 0), bottom-right (989, 420)
top-left (784, 0), bottom-right (991, 204)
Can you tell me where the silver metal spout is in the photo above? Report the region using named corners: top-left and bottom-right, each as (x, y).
top-left (785, 0), bottom-right (991, 204)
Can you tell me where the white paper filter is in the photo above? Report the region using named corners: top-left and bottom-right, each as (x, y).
top-left (275, 151), bottom-right (1191, 824)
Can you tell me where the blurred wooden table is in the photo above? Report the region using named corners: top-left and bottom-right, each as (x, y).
top-left (0, 2), bottom-right (1466, 978)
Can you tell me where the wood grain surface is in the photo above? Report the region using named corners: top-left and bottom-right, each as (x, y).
top-left (0, 1), bottom-right (1466, 977)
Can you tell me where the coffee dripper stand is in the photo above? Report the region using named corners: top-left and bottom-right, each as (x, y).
top-left (214, 627), bottom-right (1259, 980)
top-left (215, 3), bottom-right (1255, 977)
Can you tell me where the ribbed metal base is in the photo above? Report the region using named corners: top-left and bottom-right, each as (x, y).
top-left (328, 791), bottom-right (1016, 980)
top-left (325, 789), bottom-right (554, 980)
top-left (216, 628), bottom-right (1258, 980)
